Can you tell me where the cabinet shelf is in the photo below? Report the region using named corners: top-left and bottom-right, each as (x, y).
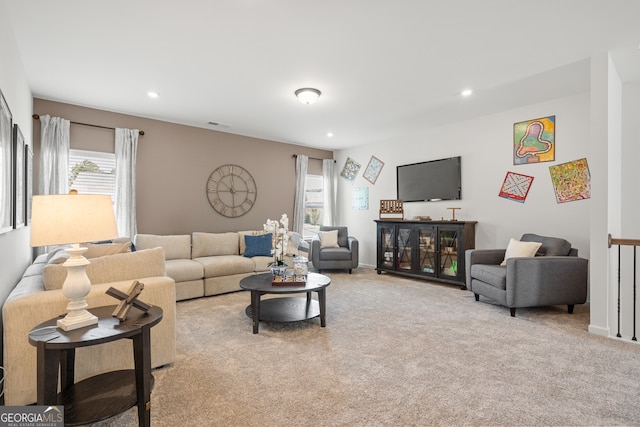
top-left (375, 219), bottom-right (477, 289)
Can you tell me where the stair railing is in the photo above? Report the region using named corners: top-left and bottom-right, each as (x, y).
top-left (608, 234), bottom-right (640, 341)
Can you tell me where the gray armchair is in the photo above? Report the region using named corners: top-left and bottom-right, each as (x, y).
top-left (465, 233), bottom-right (588, 317)
top-left (311, 226), bottom-right (359, 274)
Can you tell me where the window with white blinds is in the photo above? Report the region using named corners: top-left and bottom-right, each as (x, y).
top-left (68, 149), bottom-right (116, 201)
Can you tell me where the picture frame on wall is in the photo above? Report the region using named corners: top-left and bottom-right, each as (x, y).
top-left (25, 144), bottom-right (33, 225)
top-left (513, 115), bottom-right (555, 165)
top-left (0, 89), bottom-right (13, 235)
top-left (13, 124), bottom-right (25, 228)
top-left (363, 155), bottom-right (384, 185)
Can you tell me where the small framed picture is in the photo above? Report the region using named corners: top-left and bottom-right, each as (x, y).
top-left (13, 124), bottom-right (25, 228)
top-left (363, 155), bottom-right (384, 185)
top-left (0, 89), bottom-right (13, 234)
top-left (340, 157), bottom-right (361, 181)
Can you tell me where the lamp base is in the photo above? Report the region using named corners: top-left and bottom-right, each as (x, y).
top-left (57, 310), bottom-right (98, 331)
top-left (58, 245), bottom-right (98, 331)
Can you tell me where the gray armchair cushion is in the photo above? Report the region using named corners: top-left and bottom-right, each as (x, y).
top-left (318, 247), bottom-right (353, 261)
top-left (520, 233), bottom-right (571, 256)
top-left (470, 264), bottom-right (507, 290)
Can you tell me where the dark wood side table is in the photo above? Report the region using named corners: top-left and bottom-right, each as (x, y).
top-left (28, 305), bottom-right (163, 427)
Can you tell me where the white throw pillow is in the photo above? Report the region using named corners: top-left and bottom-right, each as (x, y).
top-left (500, 238), bottom-right (542, 266)
top-left (319, 230), bottom-right (340, 248)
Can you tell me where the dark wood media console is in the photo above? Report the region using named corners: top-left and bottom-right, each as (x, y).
top-left (375, 219), bottom-right (477, 289)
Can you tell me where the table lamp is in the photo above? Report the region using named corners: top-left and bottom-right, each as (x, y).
top-left (30, 194), bottom-right (119, 331)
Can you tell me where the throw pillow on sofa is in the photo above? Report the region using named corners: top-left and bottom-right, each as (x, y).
top-left (243, 233), bottom-right (273, 257)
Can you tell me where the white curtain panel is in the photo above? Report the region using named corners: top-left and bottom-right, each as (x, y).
top-left (39, 115), bottom-right (70, 195)
top-left (293, 155), bottom-right (308, 235)
top-left (322, 159), bottom-right (336, 226)
top-left (115, 128), bottom-right (139, 239)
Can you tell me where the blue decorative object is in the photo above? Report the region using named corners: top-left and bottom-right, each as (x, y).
top-left (244, 233), bottom-right (272, 257)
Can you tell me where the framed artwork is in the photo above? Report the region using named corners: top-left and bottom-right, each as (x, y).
top-left (549, 158), bottom-right (591, 203)
top-left (340, 157), bottom-right (361, 181)
top-left (499, 171), bottom-right (534, 203)
top-left (25, 144), bottom-right (33, 225)
top-left (0, 89), bottom-right (13, 234)
top-left (13, 124), bottom-right (25, 228)
top-left (352, 186), bottom-right (369, 210)
top-left (363, 155), bottom-right (384, 185)
top-left (513, 115), bottom-right (555, 165)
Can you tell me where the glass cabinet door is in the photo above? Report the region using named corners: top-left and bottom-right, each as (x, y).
top-left (439, 229), bottom-right (459, 279)
top-left (396, 226), bottom-right (413, 271)
top-left (378, 225), bottom-right (395, 270)
top-left (417, 227), bottom-right (436, 275)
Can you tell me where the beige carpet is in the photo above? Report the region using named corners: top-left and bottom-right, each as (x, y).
top-left (94, 268), bottom-right (640, 426)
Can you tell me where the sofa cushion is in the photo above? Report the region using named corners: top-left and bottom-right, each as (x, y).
top-left (84, 242), bottom-right (131, 258)
top-left (244, 233), bottom-right (273, 257)
top-left (45, 246), bottom-right (69, 263)
top-left (43, 247), bottom-right (166, 291)
top-left (500, 239), bottom-right (542, 266)
top-left (165, 259), bottom-right (204, 283)
top-left (135, 234), bottom-right (191, 260)
top-left (22, 262), bottom-right (45, 277)
top-left (192, 232), bottom-right (239, 257)
top-left (470, 264), bottom-right (507, 290)
top-left (194, 255), bottom-right (255, 277)
top-left (520, 233), bottom-right (572, 256)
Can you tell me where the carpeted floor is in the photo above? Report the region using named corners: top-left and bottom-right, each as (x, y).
top-left (94, 268), bottom-right (640, 426)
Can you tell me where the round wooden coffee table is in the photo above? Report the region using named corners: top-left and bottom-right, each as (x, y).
top-left (239, 272), bottom-right (331, 333)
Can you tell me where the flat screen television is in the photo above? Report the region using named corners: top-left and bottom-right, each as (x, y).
top-left (396, 156), bottom-right (461, 202)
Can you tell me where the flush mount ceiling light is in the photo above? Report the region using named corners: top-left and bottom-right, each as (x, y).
top-left (295, 88), bottom-right (321, 105)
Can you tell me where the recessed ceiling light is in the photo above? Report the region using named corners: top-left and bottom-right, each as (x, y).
top-left (147, 91), bottom-right (159, 99)
top-left (461, 89), bottom-right (473, 97)
top-left (327, 132), bottom-right (334, 138)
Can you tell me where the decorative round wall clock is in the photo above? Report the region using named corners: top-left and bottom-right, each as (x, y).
top-left (206, 164), bottom-right (257, 218)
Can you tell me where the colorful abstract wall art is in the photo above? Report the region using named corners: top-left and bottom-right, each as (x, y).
top-left (513, 115), bottom-right (555, 165)
top-left (549, 158), bottom-right (591, 203)
top-left (499, 171), bottom-right (534, 203)
top-left (340, 157), bottom-right (361, 181)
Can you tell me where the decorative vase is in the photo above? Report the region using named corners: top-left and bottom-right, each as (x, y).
top-left (270, 265), bottom-right (287, 277)
top-left (293, 256), bottom-right (308, 280)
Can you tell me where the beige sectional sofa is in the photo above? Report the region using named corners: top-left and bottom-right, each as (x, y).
top-left (2, 246), bottom-right (177, 405)
top-left (135, 231), bottom-right (292, 301)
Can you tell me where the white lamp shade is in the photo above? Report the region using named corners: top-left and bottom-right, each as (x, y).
top-left (30, 194), bottom-right (119, 247)
top-left (295, 88), bottom-right (321, 105)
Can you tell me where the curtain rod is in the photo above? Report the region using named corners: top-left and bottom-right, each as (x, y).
top-left (32, 114), bottom-right (145, 136)
top-left (292, 154), bottom-right (335, 162)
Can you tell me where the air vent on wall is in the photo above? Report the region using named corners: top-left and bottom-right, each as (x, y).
top-left (208, 121), bottom-right (231, 129)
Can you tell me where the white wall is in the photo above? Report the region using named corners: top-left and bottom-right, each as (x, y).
top-left (0, 0), bottom-right (35, 359)
top-left (622, 81), bottom-right (640, 237)
top-left (336, 92), bottom-right (591, 268)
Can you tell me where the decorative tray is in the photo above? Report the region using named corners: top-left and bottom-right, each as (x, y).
top-left (271, 275), bottom-right (306, 287)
